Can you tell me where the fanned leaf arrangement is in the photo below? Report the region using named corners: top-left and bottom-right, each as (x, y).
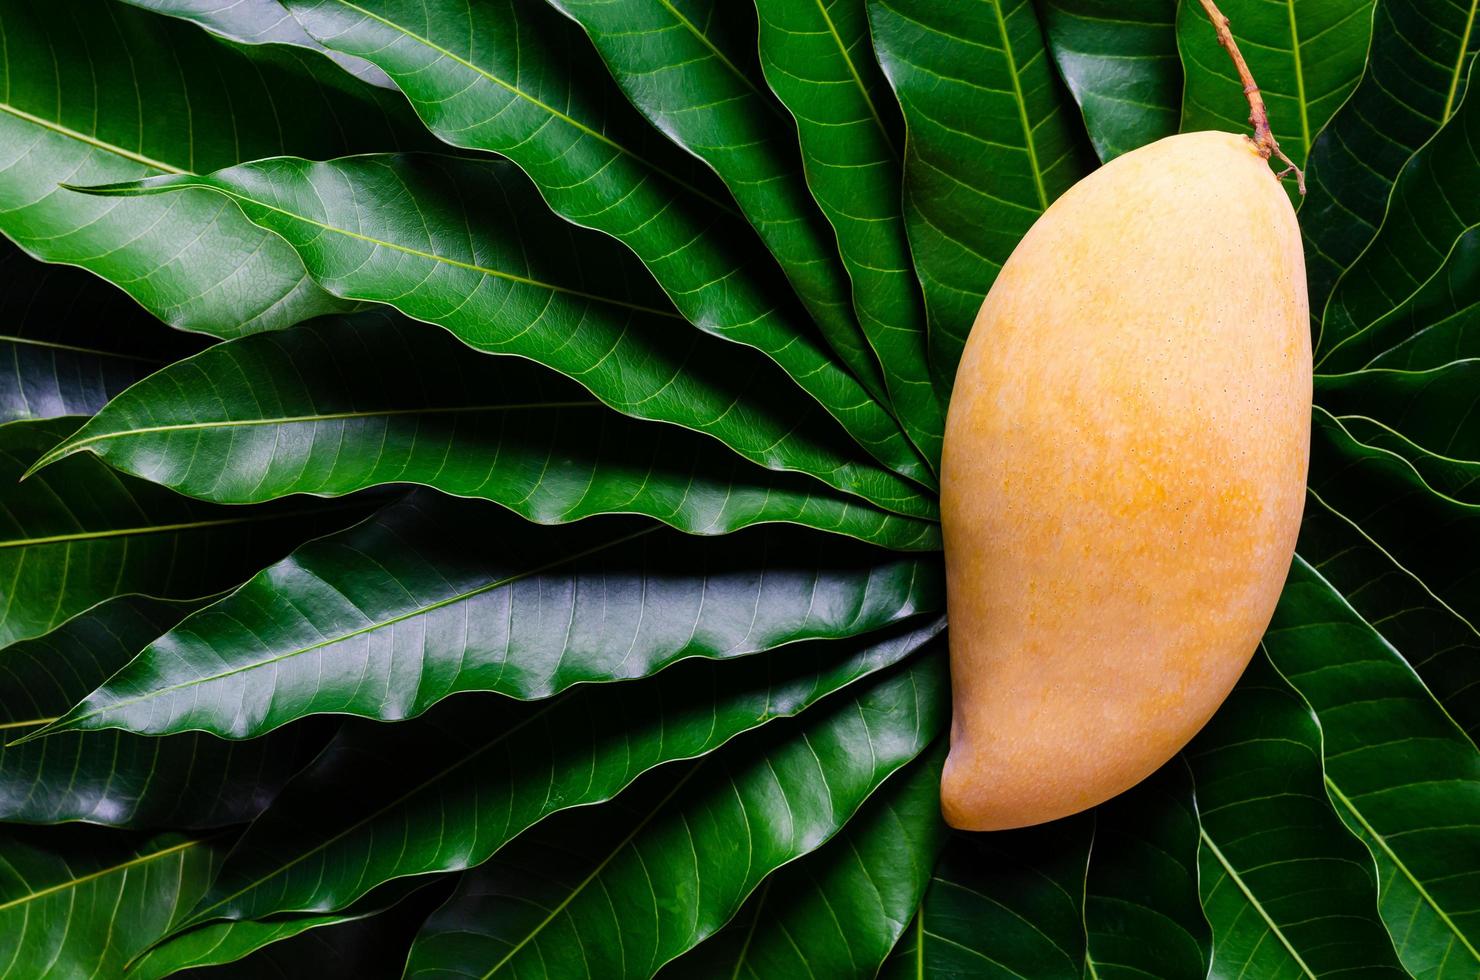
top-left (1, 0), bottom-right (1476, 976)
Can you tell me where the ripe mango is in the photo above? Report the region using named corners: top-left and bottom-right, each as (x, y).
top-left (939, 131), bottom-right (1311, 831)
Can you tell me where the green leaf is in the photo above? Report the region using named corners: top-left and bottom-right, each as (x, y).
top-left (1083, 760), bottom-right (1211, 980)
top-left (1296, 494), bottom-right (1480, 743)
top-left (0, 826), bottom-right (223, 978)
top-left (0, 0), bottom-right (427, 336)
top-left (1177, 0), bottom-right (1375, 170)
top-left (1318, 226), bottom-right (1480, 371)
top-left (1301, 0), bottom-right (1480, 314)
top-left (0, 417), bottom-right (369, 648)
top-left (77, 154), bottom-right (936, 519)
top-left (541, 0), bottom-right (890, 412)
top-left (0, 595), bottom-right (321, 828)
top-left (1320, 66), bottom-right (1480, 369)
top-left (866, 0), bottom-right (1097, 388)
top-left (35, 490), bottom-right (941, 739)
top-left (170, 617), bottom-right (944, 931)
top-left (257, 0), bottom-right (927, 484)
top-left (1315, 360), bottom-right (1480, 503)
top-left (400, 651), bottom-right (944, 979)
top-left (116, 0), bottom-right (395, 88)
top-left (878, 820), bottom-right (1091, 979)
top-left (0, 242), bottom-right (203, 424)
top-left (127, 879), bottom-right (440, 980)
top-left (1039, 0), bottom-right (1181, 161)
top-left (33, 312), bottom-right (936, 548)
top-left (1186, 650), bottom-right (1407, 979)
top-left (1266, 557), bottom-right (1480, 976)
top-left (657, 740), bottom-right (947, 980)
top-left (753, 0), bottom-right (944, 465)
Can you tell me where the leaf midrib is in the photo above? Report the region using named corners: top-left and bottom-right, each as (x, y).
top-left (810, 0), bottom-right (898, 157)
top-left (0, 838), bottom-right (201, 912)
top-left (190, 183), bottom-right (686, 321)
top-left (1325, 776), bottom-right (1480, 966)
top-left (1443, 0), bottom-right (1479, 122)
top-left (322, 0), bottom-right (742, 218)
top-left (0, 101), bottom-right (184, 174)
top-left (0, 506), bottom-right (328, 551)
top-left (989, 0), bottom-right (1048, 210)
top-left (43, 526), bottom-right (660, 734)
top-left (41, 401), bottom-right (603, 467)
top-left (1198, 828), bottom-right (1318, 979)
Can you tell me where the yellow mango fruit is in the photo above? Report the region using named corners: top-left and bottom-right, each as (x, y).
top-left (939, 130), bottom-right (1311, 831)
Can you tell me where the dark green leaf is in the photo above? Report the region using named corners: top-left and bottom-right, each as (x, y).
top-left (172, 617), bottom-right (944, 930)
top-left (117, 0), bottom-right (395, 88)
top-left (753, 0), bottom-right (944, 465)
top-left (867, 0), bottom-right (1097, 388)
top-left (268, 0), bottom-right (926, 482)
top-left (1039, 0), bottom-right (1181, 161)
top-left (128, 879), bottom-right (442, 980)
top-left (400, 651), bottom-right (945, 978)
top-left (0, 418), bottom-right (369, 647)
top-left (0, 241), bottom-right (203, 424)
top-left (0, 595), bottom-right (321, 828)
top-left (1084, 760), bottom-right (1211, 980)
top-left (1320, 66), bottom-right (1480, 369)
top-left (1302, 0), bottom-right (1480, 314)
top-left (542, 0), bottom-right (891, 413)
top-left (1186, 651), bottom-right (1406, 979)
top-left (32, 312), bottom-right (935, 548)
top-left (1177, 0), bottom-right (1375, 169)
top-left (0, 825), bottom-right (223, 978)
top-left (658, 740), bottom-right (947, 980)
top-left (77, 154), bottom-right (936, 519)
top-left (0, 0), bottom-right (426, 336)
top-left (1318, 226), bottom-right (1480, 371)
top-left (1266, 557), bottom-right (1480, 976)
top-left (878, 820), bottom-right (1091, 980)
top-left (34, 489), bottom-right (940, 737)
top-left (1296, 494), bottom-right (1480, 743)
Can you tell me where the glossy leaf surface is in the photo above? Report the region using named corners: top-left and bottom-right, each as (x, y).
top-left (79, 154), bottom-right (936, 517)
top-left (867, 0), bottom-right (1097, 388)
top-left (35, 491), bottom-right (942, 739)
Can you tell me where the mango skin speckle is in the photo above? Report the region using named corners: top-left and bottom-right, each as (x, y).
top-left (939, 131), bottom-right (1311, 831)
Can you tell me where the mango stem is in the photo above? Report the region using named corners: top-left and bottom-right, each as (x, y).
top-left (1195, 0), bottom-right (1306, 195)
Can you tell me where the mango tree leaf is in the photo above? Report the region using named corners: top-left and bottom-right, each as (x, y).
top-left (33, 491), bottom-right (942, 740)
top-left (128, 879), bottom-right (441, 980)
top-left (1320, 226), bottom-right (1480, 371)
top-left (0, 418), bottom-right (369, 648)
top-left (541, 0), bottom-right (890, 412)
top-left (867, 0), bottom-right (1097, 389)
top-left (1039, 0), bottom-right (1181, 161)
top-left (252, 0), bottom-right (926, 483)
top-left (31, 312), bottom-right (935, 548)
top-left (117, 0), bottom-right (395, 88)
top-left (1306, 411), bottom-right (1480, 729)
top-left (1266, 557), bottom-right (1480, 977)
top-left (0, 0), bottom-right (428, 336)
top-left (1083, 760), bottom-right (1211, 979)
top-left (1320, 67), bottom-right (1480, 368)
top-left (877, 820), bottom-right (1091, 979)
top-left (400, 651), bottom-right (944, 979)
top-left (1296, 497), bottom-right (1480, 743)
top-left (658, 740), bottom-right (947, 980)
top-left (1186, 651), bottom-right (1407, 979)
top-left (76, 154), bottom-right (935, 519)
top-left (1177, 0), bottom-right (1375, 170)
top-left (0, 826), bottom-right (223, 979)
top-left (0, 595), bottom-right (322, 828)
top-left (753, 0), bottom-right (944, 466)
top-left (167, 617), bottom-right (943, 933)
top-left (0, 241), bottom-right (203, 424)
top-left (1302, 0), bottom-right (1480, 313)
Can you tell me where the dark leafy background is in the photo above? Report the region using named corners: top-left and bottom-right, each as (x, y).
top-left (0, 0), bottom-right (1475, 977)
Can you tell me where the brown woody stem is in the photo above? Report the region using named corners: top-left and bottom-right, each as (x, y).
top-left (1196, 0), bottom-right (1305, 195)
